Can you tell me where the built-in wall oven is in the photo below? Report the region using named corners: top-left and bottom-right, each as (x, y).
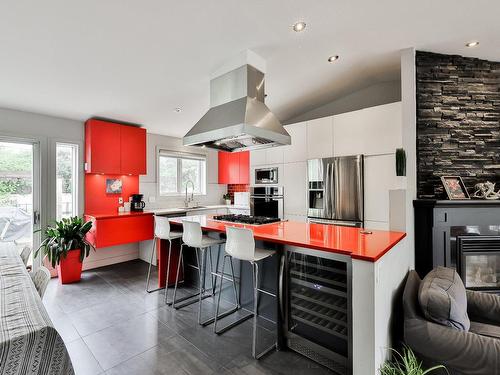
top-left (255, 167), bottom-right (279, 184)
top-left (250, 186), bottom-right (283, 219)
top-left (281, 246), bottom-right (352, 374)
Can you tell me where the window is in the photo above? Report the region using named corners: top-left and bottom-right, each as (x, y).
top-left (56, 143), bottom-right (78, 219)
top-left (158, 151), bottom-right (206, 196)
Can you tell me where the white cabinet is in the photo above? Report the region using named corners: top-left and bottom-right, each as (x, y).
top-left (307, 116), bottom-right (334, 159)
top-left (283, 122), bottom-right (307, 163)
top-left (333, 102), bottom-right (402, 156)
top-left (282, 162), bottom-right (307, 216)
top-left (265, 147), bottom-right (284, 165)
top-left (250, 148), bottom-right (266, 166)
top-left (250, 146), bottom-right (284, 166)
top-left (206, 149), bottom-right (218, 184)
top-left (364, 154), bottom-right (398, 223)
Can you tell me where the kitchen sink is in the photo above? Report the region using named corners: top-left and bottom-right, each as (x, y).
top-left (178, 205), bottom-right (207, 210)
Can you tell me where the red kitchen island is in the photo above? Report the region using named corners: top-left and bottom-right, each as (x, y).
top-left (162, 214), bottom-right (410, 375)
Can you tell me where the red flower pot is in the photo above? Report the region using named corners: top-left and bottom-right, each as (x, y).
top-left (57, 249), bottom-right (83, 284)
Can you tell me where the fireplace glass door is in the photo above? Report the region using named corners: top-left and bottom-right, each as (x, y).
top-left (458, 236), bottom-right (500, 291)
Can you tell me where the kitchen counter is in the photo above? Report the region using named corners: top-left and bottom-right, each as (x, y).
top-left (85, 211), bottom-right (154, 219)
top-left (168, 214), bottom-right (406, 262)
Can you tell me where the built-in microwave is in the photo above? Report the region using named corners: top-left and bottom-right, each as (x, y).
top-left (255, 167), bottom-right (278, 184)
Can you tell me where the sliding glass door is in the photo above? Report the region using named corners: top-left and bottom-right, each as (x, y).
top-left (0, 139), bottom-right (40, 266)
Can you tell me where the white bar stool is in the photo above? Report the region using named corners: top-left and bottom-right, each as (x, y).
top-left (145, 216), bottom-right (183, 296)
top-left (171, 220), bottom-right (225, 325)
top-left (213, 226), bottom-right (278, 359)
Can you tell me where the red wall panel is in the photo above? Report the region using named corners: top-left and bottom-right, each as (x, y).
top-left (85, 174), bottom-right (139, 214)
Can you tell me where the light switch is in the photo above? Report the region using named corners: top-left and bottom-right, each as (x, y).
top-left (149, 196), bottom-right (156, 203)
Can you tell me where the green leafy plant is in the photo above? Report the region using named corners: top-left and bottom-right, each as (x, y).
top-left (396, 148), bottom-right (407, 177)
top-left (35, 217), bottom-right (94, 267)
top-left (380, 346), bottom-right (447, 375)
top-left (223, 193), bottom-right (231, 200)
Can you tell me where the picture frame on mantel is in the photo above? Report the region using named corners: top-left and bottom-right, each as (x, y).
top-left (441, 176), bottom-right (470, 200)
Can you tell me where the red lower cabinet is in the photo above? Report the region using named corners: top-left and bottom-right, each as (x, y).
top-left (57, 249), bottom-right (83, 284)
top-left (85, 213), bottom-right (154, 248)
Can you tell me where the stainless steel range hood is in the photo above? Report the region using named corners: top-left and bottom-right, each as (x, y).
top-left (183, 64), bottom-right (291, 152)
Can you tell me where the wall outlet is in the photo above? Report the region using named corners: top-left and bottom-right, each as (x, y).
top-left (118, 197), bottom-right (123, 204)
top-left (148, 196), bottom-right (156, 203)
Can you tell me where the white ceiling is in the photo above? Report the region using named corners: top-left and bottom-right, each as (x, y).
top-left (0, 0), bottom-right (499, 137)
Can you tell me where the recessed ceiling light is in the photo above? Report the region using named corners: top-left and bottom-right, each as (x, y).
top-left (174, 107), bottom-right (182, 113)
top-left (327, 55), bottom-right (340, 63)
top-left (292, 21), bottom-right (306, 32)
top-left (465, 41), bottom-right (479, 47)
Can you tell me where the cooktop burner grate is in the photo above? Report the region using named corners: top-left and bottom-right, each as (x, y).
top-left (212, 214), bottom-right (281, 225)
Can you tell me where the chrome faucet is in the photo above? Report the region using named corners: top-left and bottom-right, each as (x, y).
top-left (185, 179), bottom-right (195, 207)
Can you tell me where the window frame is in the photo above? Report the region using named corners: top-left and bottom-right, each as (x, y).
top-left (157, 150), bottom-right (207, 197)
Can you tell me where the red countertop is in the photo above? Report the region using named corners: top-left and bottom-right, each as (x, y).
top-left (85, 211), bottom-right (154, 220)
top-left (169, 215), bottom-right (406, 262)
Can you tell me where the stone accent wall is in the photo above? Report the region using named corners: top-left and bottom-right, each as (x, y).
top-left (416, 51), bottom-right (500, 198)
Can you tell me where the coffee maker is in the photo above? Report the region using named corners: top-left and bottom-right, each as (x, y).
top-left (130, 194), bottom-right (146, 211)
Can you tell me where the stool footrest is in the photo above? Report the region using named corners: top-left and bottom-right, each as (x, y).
top-left (171, 292), bottom-right (212, 309)
top-left (146, 286), bottom-right (165, 294)
top-left (215, 312), bottom-right (254, 334)
top-left (254, 343), bottom-right (277, 360)
top-left (201, 305), bottom-right (240, 326)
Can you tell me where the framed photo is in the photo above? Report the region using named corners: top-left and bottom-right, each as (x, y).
top-left (440, 176), bottom-right (470, 200)
top-left (106, 178), bottom-right (122, 194)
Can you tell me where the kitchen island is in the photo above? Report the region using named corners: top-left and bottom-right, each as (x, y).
top-left (163, 214), bottom-right (411, 374)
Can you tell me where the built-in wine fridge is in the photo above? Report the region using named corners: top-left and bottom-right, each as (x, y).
top-left (282, 247), bottom-right (352, 374)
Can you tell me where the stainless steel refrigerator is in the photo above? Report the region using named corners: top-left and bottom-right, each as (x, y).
top-left (307, 155), bottom-right (364, 227)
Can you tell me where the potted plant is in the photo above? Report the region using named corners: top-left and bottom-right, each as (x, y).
top-left (380, 346), bottom-right (446, 375)
top-left (35, 217), bottom-right (94, 284)
top-left (223, 193), bottom-right (232, 206)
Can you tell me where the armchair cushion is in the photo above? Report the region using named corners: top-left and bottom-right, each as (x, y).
top-left (470, 322), bottom-right (500, 340)
top-left (418, 266), bottom-right (470, 331)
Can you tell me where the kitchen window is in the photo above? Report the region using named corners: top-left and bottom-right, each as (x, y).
top-left (158, 151), bottom-right (206, 196)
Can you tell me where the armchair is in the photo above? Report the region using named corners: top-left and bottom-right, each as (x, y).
top-left (403, 270), bottom-right (500, 375)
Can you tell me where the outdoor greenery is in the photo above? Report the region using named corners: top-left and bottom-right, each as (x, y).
top-left (380, 346), bottom-right (446, 375)
top-left (159, 155), bottom-right (205, 195)
top-left (35, 217), bottom-right (94, 267)
top-left (0, 143), bottom-right (32, 205)
top-left (56, 145), bottom-right (73, 193)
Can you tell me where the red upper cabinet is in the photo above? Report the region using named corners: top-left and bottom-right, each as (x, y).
top-left (85, 120), bottom-right (121, 174)
top-left (238, 151), bottom-right (249, 184)
top-left (85, 119), bottom-right (147, 175)
top-left (120, 125), bottom-right (146, 175)
top-left (218, 151), bottom-right (249, 184)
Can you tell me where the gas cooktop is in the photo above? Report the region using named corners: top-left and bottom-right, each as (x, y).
top-left (212, 214), bottom-right (281, 225)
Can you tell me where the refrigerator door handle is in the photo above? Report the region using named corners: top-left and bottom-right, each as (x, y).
top-left (324, 162), bottom-right (335, 219)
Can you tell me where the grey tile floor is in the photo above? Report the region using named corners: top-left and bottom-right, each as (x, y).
top-left (43, 260), bottom-right (333, 374)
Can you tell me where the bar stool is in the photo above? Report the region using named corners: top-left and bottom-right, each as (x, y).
top-left (213, 226), bottom-right (278, 359)
top-left (145, 216), bottom-right (183, 295)
top-left (171, 220), bottom-right (225, 325)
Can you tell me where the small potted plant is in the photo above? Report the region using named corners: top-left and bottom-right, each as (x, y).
top-left (223, 193), bottom-right (232, 206)
top-left (380, 346), bottom-right (446, 375)
top-left (35, 217), bottom-right (94, 284)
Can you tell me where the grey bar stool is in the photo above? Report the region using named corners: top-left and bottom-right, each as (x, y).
top-left (171, 220), bottom-right (225, 325)
top-left (145, 216), bottom-right (183, 295)
top-left (213, 226), bottom-right (278, 359)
